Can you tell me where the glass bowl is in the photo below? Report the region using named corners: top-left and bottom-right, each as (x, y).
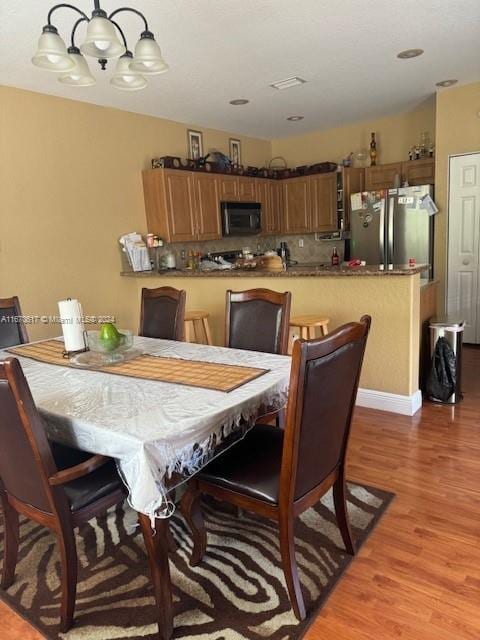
top-left (86, 329), bottom-right (133, 354)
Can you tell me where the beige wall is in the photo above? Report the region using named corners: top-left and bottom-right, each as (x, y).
top-left (0, 86), bottom-right (271, 340)
top-left (434, 82), bottom-right (480, 312)
top-left (131, 274), bottom-right (420, 397)
top-left (271, 98), bottom-right (436, 166)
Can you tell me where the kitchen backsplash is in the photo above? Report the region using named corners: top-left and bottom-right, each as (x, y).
top-left (166, 234), bottom-right (344, 266)
top-left (120, 234), bottom-right (345, 272)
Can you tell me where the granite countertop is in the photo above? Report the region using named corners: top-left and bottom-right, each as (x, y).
top-left (121, 263), bottom-right (429, 277)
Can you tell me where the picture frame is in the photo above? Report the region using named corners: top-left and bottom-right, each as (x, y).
top-left (187, 129), bottom-right (203, 161)
top-left (229, 138), bottom-right (241, 166)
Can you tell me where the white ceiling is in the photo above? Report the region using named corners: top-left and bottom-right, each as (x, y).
top-left (1, 0), bottom-right (479, 139)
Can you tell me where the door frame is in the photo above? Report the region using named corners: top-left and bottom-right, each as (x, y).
top-left (445, 151), bottom-right (480, 339)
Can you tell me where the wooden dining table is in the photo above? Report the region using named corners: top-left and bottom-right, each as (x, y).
top-left (3, 335), bottom-right (291, 639)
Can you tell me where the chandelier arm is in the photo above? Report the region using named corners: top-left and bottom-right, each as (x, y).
top-left (70, 17), bottom-right (88, 48)
top-left (108, 8), bottom-right (149, 32)
top-left (47, 3), bottom-right (89, 26)
top-left (109, 20), bottom-right (129, 50)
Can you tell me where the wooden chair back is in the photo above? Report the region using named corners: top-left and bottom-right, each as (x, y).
top-left (139, 286), bottom-right (186, 341)
top-left (0, 357), bottom-right (63, 515)
top-left (225, 288), bottom-right (291, 355)
top-left (281, 316), bottom-right (371, 505)
top-left (0, 297), bottom-right (29, 348)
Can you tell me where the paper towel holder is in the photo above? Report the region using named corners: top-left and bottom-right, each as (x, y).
top-left (62, 330), bottom-right (89, 359)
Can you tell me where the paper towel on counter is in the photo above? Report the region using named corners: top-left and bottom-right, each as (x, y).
top-left (58, 299), bottom-right (86, 353)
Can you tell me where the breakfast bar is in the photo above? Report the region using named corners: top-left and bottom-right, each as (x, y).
top-left (123, 264), bottom-right (429, 415)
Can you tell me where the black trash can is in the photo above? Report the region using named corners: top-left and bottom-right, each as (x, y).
top-left (426, 318), bottom-right (464, 404)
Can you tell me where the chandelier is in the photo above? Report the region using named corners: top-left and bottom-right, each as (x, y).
top-left (32, 1), bottom-right (169, 91)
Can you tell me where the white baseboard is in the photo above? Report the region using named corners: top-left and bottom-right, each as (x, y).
top-left (356, 388), bottom-right (422, 416)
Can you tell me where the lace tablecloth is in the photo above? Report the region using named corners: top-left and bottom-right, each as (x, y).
top-left (3, 337), bottom-right (291, 519)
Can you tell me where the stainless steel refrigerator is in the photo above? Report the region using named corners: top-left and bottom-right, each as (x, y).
top-left (349, 185), bottom-right (435, 278)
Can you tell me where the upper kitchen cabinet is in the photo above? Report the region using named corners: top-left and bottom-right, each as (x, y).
top-left (218, 175), bottom-right (239, 201)
top-left (402, 158), bottom-right (435, 186)
top-left (364, 162), bottom-right (403, 191)
top-left (340, 167), bottom-right (364, 229)
top-left (192, 173), bottom-right (222, 240)
top-left (364, 159), bottom-right (435, 190)
top-left (309, 172), bottom-right (337, 231)
top-left (283, 177), bottom-right (311, 233)
top-left (255, 179), bottom-right (283, 235)
top-left (238, 177), bottom-right (258, 202)
top-left (143, 169), bottom-right (197, 242)
top-left (142, 169), bottom-right (221, 242)
top-left (217, 175), bottom-right (258, 202)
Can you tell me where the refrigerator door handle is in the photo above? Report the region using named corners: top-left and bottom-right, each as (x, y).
top-left (387, 196), bottom-right (394, 269)
top-left (379, 201), bottom-right (385, 269)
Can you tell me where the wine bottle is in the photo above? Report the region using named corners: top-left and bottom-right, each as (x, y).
top-left (331, 246), bottom-right (340, 266)
top-left (369, 132), bottom-right (377, 166)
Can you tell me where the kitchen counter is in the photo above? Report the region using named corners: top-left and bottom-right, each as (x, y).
top-left (123, 266), bottom-right (427, 415)
top-left (121, 264), bottom-right (429, 278)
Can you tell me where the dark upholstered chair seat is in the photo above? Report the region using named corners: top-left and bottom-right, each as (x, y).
top-left (198, 424), bottom-right (284, 505)
top-left (50, 443), bottom-right (123, 512)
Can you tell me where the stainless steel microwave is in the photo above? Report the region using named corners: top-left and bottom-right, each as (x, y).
top-left (221, 201), bottom-right (261, 236)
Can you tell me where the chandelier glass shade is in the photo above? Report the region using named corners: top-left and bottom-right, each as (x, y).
top-left (110, 53), bottom-right (148, 91)
top-left (32, 2), bottom-right (168, 91)
top-left (130, 33), bottom-right (169, 75)
top-left (32, 27), bottom-right (75, 72)
top-left (59, 48), bottom-right (96, 86)
top-left (80, 16), bottom-right (126, 59)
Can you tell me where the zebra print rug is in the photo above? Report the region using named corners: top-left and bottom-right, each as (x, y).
top-left (0, 483), bottom-right (393, 640)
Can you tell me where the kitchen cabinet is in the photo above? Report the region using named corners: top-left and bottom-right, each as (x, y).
top-left (365, 159), bottom-right (435, 191)
top-left (193, 173), bottom-right (221, 240)
top-left (238, 177), bottom-right (258, 202)
top-left (218, 175), bottom-right (238, 201)
top-left (283, 177), bottom-right (311, 233)
top-left (340, 167), bottom-right (364, 230)
top-left (310, 172), bottom-right (337, 231)
top-left (364, 162), bottom-right (403, 191)
top-left (255, 179), bottom-right (283, 235)
top-left (142, 169), bottom-right (221, 242)
top-left (402, 158), bottom-right (435, 186)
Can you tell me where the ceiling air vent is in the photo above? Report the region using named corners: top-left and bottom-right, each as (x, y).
top-left (270, 76), bottom-right (307, 91)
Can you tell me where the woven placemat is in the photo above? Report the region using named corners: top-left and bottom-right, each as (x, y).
top-left (7, 340), bottom-right (269, 392)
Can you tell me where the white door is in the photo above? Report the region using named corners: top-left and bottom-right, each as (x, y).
top-left (447, 153), bottom-right (480, 343)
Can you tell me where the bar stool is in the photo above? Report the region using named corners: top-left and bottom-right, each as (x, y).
top-left (184, 311), bottom-right (213, 345)
top-left (289, 315), bottom-right (330, 353)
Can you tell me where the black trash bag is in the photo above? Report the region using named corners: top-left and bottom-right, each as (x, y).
top-left (426, 336), bottom-right (457, 402)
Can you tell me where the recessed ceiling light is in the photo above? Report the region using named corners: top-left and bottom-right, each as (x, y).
top-left (229, 99), bottom-right (249, 105)
top-left (270, 76), bottom-right (307, 91)
top-left (397, 48), bottom-right (424, 59)
top-left (435, 79), bottom-right (458, 88)
top-left (287, 116), bottom-right (304, 121)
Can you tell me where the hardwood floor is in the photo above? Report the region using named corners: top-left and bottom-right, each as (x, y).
top-left (0, 347), bottom-right (479, 639)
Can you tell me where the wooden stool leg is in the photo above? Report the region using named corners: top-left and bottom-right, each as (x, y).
top-left (185, 320), bottom-right (193, 343)
top-left (301, 327), bottom-right (308, 340)
top-left (308, 326), bottom-right (316, 340)
top-left (320, 323), bottom-right (329, 336)
top-left (193, 319), bottom-right (203, 344)
top-left (202, 317), bottom-right (213, 346)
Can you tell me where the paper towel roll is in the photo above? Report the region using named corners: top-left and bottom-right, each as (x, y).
top-left (58, 299), bottom-right (86, 353)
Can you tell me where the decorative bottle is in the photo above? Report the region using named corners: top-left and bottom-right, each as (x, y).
top-left (331, 246), bottom-right (340, 267)
top-left (369, 132), bottom-right (377, 166)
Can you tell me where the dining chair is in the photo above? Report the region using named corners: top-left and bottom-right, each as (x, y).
top-left (183, 315), bottom-right (371, 620)
top-left (139, 286), bottom-right (186, 341)
top-left (225, 288), bottom-right (291, 355)
top-left (0, 357), bottom-right (127, 632)
top-left (0, 296), bottom-right (29, 348)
